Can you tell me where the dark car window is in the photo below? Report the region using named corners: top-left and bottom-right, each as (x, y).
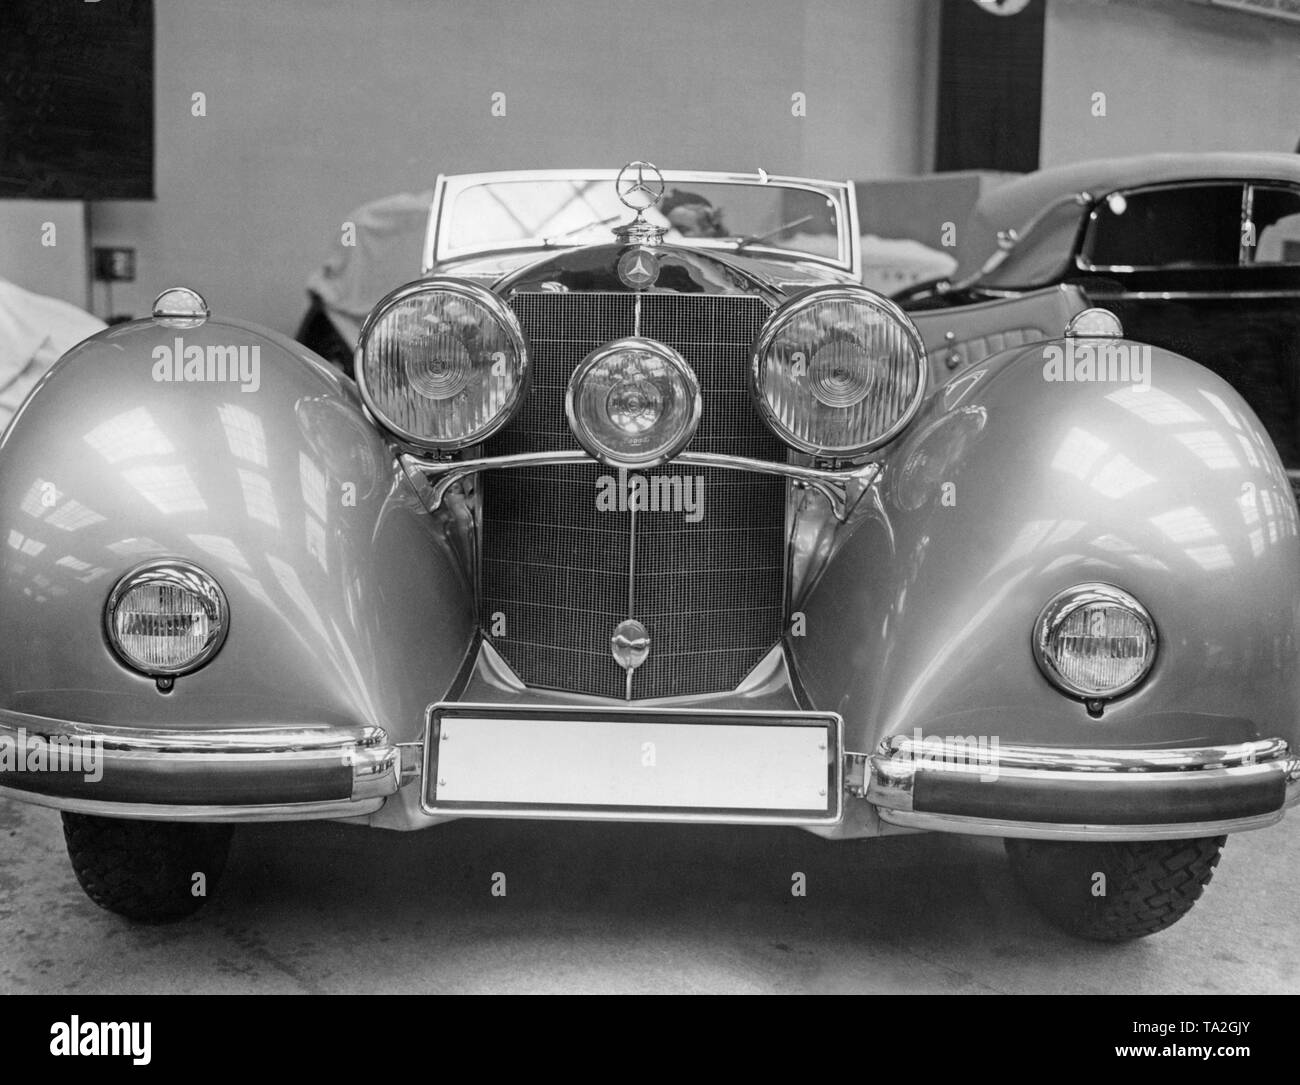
top-left (1080, 183), bottom-right (1245, 271)
top-left (973, 194), bottom-right (1087, 290)
top-left (1250, 184), bottom-right (1300, 265)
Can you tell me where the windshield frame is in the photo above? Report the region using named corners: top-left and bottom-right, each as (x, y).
top-left (423, 168), bottom-right (860, 278)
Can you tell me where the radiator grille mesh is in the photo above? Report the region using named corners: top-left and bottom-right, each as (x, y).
top-left (480, 291), bottom-right (786, 698)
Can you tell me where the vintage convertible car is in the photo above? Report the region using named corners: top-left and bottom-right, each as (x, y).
top-left (2, 163), bottom-right (1298, 940)
top-left (898, 152), bottom-right (1300, 497)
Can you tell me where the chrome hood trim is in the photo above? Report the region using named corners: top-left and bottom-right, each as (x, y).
top-left (402, 449), bottom-right (880, 522)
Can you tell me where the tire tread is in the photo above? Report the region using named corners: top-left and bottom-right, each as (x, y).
top-left (1005, 835), bottom-right (1225, 941)
top-left (62, 813), bottom-right (232, 923)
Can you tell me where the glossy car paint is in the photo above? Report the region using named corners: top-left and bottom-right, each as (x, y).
top-left (794, 341), bottom-right (1300, 755)
top-left (2, 176), bottom-right (1298, 839)
top-left (0, 317), bottom-right (474, 745)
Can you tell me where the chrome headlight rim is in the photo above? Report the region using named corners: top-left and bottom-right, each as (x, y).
top-left (355, 276), bottom-right (530, 452)
top-left (564, 336), bottom-right (702, 469)
top-left (104, 559), bottom-right (230, 678)
top-left (1032, 582), bottom-right (1158, 701)
top-left (750, 285), bottom-right (928, 459)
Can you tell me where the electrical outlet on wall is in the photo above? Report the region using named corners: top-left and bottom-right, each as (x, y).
top-left (93, 247), bottom-right (136, 282)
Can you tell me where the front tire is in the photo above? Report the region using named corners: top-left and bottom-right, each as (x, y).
top-left (1004, 835), bottom-right (1225, 941)
top-left (62, 813), bottom-right (234, 923)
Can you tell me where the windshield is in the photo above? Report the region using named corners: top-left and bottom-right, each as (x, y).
top-left (431, 172), bottom-right (850, 269)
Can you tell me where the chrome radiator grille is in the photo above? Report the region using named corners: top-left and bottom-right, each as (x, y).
top-left (480, 292), bottom-right (786, 699)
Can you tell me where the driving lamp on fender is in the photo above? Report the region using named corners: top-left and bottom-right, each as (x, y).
top-left (751, 287), bottom-right (927, 458)
top-left (1033, 584), bottom-right (1157, 702)
top-left (566, 337), bottom-right (701, 468)
top-left (356, 278), bottom-right (529, 450)
top-left (105, 560), bottom-right (229, 679)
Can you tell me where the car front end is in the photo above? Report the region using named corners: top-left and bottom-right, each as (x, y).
top-left (2, 164), bottom-right (1298, 937)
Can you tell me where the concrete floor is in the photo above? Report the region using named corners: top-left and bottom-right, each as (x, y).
top-left (2, 795), bottom-right (1297, 994)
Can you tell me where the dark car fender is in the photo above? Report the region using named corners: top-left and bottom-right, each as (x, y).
top-left (0, 314), bottom-right (475, 744)
top-left (791, 338), bottom-right (1300, 755)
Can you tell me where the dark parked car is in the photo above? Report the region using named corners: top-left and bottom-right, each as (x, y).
top-left (898, 152), bottom-right (1300, 493)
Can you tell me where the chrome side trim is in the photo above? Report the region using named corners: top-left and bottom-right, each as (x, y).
top-left (402, 449), bottom-right (881, 521)
top-left (1086, 289), bottom-right (1300, 300)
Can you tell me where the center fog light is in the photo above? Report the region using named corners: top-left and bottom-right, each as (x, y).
top-left (607, 373), bottom-right (664, 434)
top-left (567, 337), bottom-right (700, 468)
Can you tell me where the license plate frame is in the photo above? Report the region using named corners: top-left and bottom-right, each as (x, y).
top-left (422, 703), bottom-right (842, 824)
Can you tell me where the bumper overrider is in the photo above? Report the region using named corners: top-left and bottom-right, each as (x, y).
top-left (1, 705), bottom-right (1298, 838)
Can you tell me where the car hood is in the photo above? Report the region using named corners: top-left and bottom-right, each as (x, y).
top-left (323, 243), bottom-right (855, 351)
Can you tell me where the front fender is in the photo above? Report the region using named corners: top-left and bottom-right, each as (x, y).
top-left (0, 313), bottom-right (474, 744)
top-left (793, 339), bottom-right (1300, 754)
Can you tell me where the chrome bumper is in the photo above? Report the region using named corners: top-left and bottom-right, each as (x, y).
top-left (0, 708), bottom-right (401, 821)
top-left (863, 736), bottom-right (1300, 840)
top-left (5, 704), bottom-right (1300, 840)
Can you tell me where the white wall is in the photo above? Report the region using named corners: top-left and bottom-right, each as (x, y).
top-left (1041, 0), bottom-right (1300, 167)
top-left (91, 0), bottom-right (929, 334)
top-left (0, 201), bottom-right (88, 310)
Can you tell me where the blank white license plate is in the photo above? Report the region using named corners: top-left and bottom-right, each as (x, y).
top-left (425, 708), bottom-right (837, 818)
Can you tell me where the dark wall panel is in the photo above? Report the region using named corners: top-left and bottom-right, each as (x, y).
top-left (935, 0), bottom-right (1044, 173)
top-left (0, 0), bottom-right (154, 199)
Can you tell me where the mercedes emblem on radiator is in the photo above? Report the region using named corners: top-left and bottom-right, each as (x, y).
top-left (617, 246), bottom-right (660, 290)
top-left (611, 619), bottom-right (650, 673)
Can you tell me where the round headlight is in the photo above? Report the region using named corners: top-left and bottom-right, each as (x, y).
top-left (1033, 584), bottom-right (1157, 700)
top-left (357, 278), bottom-right (528, 450)
top-left (566, 337), bottom-right (701, 468)
top-left (751, 287), bottom-right (927, 457)
top-left (105, 560), bottom-right (229, 677)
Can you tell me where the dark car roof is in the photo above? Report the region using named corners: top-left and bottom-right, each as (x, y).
top-left (958, 152), bottom-right (1300, 279)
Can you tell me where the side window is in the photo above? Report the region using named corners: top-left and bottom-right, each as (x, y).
top-left (1250, 185), bottom-right (1300, 265)
top-left (1081, 184), bottom-right (1244, 270)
